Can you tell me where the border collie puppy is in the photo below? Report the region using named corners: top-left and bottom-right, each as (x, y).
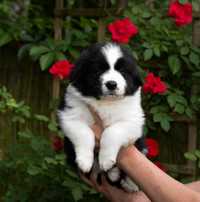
top-left (58, 42), bottom-right (146, 191)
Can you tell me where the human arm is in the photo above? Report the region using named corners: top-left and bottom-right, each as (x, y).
top-left (117, 146), bottom-right (200, 202)
top-left (89, 113), bottom-right (200, 202)
top-left (187, 181), bottom-right (200, 193)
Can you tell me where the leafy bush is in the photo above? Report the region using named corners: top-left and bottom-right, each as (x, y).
top-left (0, 86), bottom-right (102, 202)
top-left (5, 0), bottom-right (198, 133)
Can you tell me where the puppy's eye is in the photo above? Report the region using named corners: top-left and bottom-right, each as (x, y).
top-left (115, 58), bottom-right (125, 71)
top-left (93, 63), bottom-right (109, 72)
top-left (115, 64), bottom-right (123, 71)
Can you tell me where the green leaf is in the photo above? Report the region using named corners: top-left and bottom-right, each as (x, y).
top-left (31, 138), bottom-right (42, 152)
top-left (55, 40), bottom-right (69, 52)
top-left (0, 31), bottom-right (12, 47)
top-left (55, 154), bottom-right (65, 161)
top-left (180, 46), bottom-right (189, 55)
top-left (30, 46), bottom-right (50, 59)
top-left (17, 131), bottom-right (32, 139)
top-left (153, 46), bottom-right (160, 57)
top-left (45, 157), bottom-right (57, 165)
top-left (174, 104), bottom-right (185, 114)
top-left (167, 94), bottom-right (177, 108)
top-left (55, 52), bottom-right (67, 61)
top-left (12, 116), bottom-right (25, 123)
top-left (185, 107), bottom-right (193, 118)
top-left (176, 96), bottom-right (187, 105)
top-left (153, 113), bottom-right (163, 122)
top-left (39, 52), bottom-right (55, 71)
top-left (142, 11), bottom-right (151, 18)
top-left (132, 51), bottom-right (139, 60)
top-left (143, 126), bottom-right (148, 136)
top-left (184, 152), bottom-right (197, 161)
top-left (176, 40), bottom-right (184, 46)
top-left (131, 7), bottom-right (140, 15)
top-left (168, 55), bottom-right (181, 74)
top-left (192, 72), bottom-right (200, 77)
top-left (179, 0), bottom-right (187, 4)
top-left (34, 114), bottom-right (49, 122)
top-left (65, 169), bottom-right (78, 179)
top-left (48, 122), bottom-right (58, 132)
top-left (189, 52), bottom-right (200, 67)
top-left (194, 150), bottom-right (200, 158)
top-left (6, 98), bottom-right (17, 108)
top-left (192, 2), bottom-right (200, 12)
top-left (144, 49), bottom-right (153, 61)
top-left (110, 0), bottom-right (116, 5)
top-left (72, 187), bottom-right (83, 202)
top-left (62, 176), bottom-right (79, 188)
top-left (161, 119), bottom-right (170, 132)
top-left (17, 44), bottom-right (32, 60)
top-left (27, 165), bottom-right (41, 176)
top-left (69, 48), bottom-right (80, 59)
top-left (150, 106), bottom-right (167, 114)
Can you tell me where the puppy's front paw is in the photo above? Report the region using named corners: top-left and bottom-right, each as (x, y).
top-left (99, 149), bottom-right (117, 171)
top-left (121, 177), bottom-right (139, 192)
top-left (76, 152), bottom-right (93, 173)
top-left (107, 167), bottom-right (120, 182)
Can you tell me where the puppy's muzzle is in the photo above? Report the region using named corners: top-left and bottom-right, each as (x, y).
top-left (105, 80), bottom-right (117, 91)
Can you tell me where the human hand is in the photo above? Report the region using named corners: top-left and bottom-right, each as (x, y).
top-left (88, 109), bottom-right (151, 201)
top-left (90, 107), bottom-right (104, 148)
top-left (80, 172), bottom-right (150, 202)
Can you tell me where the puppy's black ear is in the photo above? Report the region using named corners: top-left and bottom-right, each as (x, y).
top-left (69, 62), bottom-right (82, 83)
top-left (132, 67), bottom-right (143, 87)
top-left (69, 49), bottom-right (89, 83)
top-left (70, 42), bottom-right (106, 83)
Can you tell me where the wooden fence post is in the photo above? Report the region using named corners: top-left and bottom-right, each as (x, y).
top-left (97, 19), bottom-right (106, 42)
top-left (52, 0), bottom-right (64, 120)
top-left (189, 5), bottom-right (200, 177)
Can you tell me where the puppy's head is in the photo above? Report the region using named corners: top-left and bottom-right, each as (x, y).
top-left (70, 43), bottom-right (142, 100)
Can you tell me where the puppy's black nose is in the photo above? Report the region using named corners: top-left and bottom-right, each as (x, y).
top-left (105, 80), bottom-right (117, 91)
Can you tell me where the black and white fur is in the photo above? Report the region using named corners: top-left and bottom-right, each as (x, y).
top-left (58, 43), bottom-right (146, 192)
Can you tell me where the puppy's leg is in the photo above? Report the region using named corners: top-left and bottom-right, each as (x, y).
top-left (60, 120), bottom-right (95, 173)
top-left (107, 167), bottom-right (120, 182)
top-left (121, 176), bottom-right (139, 192)
top-left (99, 121), bottom-right (143, 171)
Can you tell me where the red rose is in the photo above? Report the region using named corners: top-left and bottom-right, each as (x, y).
top-left (108, 18), bottom-right (138, 43)
top-left (51, 136), bottom-right (64, 152)
top-left (143, 72), bottom-right (167, 94)
top-left (154, 161), bottom-right (167, 172)
top-left (49, 60), bottom-right (74, 79)
top-left (168, 1), bottom-right (192, 27)
top-left (145, 138), bottom-right (159, 158)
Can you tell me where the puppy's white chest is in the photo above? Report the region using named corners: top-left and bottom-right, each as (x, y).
top-left (87, 98), bottom-right (132, 127)
top-left (94, 104), bottom-right (122, 127)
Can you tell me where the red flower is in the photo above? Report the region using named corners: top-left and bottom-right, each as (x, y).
top-left (145, 138), bottom-right (159, 158)
top-left (154, 161), bottom-right (167, 172)
top-left (143, 72), bottom-right (167, 94)
top-left (168, 1), bottom-right (192, 27)
top-left (108, 18), bottom-right (138, 43)
top-left (51, 136), bottom-right (64, 152)
top-left (49, 60), bottom-right (74, 79)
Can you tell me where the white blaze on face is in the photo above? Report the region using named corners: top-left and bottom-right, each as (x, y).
top-left (101, 44), bottom-right (127, 96)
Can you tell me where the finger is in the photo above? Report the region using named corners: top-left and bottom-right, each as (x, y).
top-left (91, 124), bottom-right (102, 139)
top-left (101, 175), bottom-right (126, 194)
top-left (88, 106), bottom-right (102, 125)
top-left (80, 173), bottom-right (95, 187)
